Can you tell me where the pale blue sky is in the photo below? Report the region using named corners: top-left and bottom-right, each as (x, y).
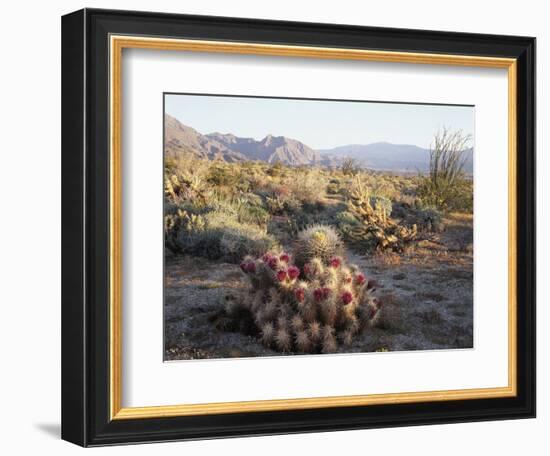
top-left (165, 94), bottom-right (474, 150)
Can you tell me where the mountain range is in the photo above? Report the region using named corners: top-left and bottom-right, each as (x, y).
top-left (319, 143), bottom-right (473, 173)
top-left (165, 114), bottom-right (473, 173)
top-left (165, 114), bottom-right (320, 166)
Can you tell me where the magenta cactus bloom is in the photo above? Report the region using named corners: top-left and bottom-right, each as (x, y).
top-left (246, 262), bottom-right (256, 273)
top-left (355, 273), bottom-right (366, 285)
top-left (240, 262), bottom-right (248, 273)
top-left (313, 288), bottom-right (325, 302)
top-left (329, 257), bottom-right (342, 268)
top-left (262, 253), bottom-right (272, 263)
top-left (294, 288), bottom-right (305, 302)
top-left (287, 265), bottom-right (300, 280)
top-left (279, 253), bottom-right (290, 263)
top-left (268, 257), bottom-right (278, 270)
top-left (322, 287), bottom-right (332, 299)
top-left (303, 263), bottom-right (311, 275)
top-left (342, 291), bottom-right (353, 305)
top-left (276, 270), bottom-right (288, 282)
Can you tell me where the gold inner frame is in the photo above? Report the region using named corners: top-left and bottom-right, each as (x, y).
top-left (109, 35), bottom-right (518, 420)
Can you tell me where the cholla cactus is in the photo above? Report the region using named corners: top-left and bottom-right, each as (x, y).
top-left (293, 224), bottom-right (344, 268)
top-left (230, 237), bottom-right (381, 354)
top-left (347, 178), bottom-right (417, 253)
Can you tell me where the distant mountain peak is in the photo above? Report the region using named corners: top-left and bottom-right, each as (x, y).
top-left (166, 116), bottom-right (320, 166)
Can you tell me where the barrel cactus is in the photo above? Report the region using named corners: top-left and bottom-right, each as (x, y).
top-left (293, 224), bottom-right (344, 268)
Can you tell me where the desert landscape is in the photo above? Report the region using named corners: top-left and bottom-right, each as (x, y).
top-left (163, 101), bottom-right (474, 360)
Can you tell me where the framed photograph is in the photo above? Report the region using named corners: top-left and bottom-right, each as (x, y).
top-left (61, 8), bottom-right (536, 446)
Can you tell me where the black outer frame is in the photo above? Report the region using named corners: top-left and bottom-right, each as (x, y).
top-left (61, 8), bottom-right (536, 447)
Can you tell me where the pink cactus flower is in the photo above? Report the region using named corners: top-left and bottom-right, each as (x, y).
top-left (262, 253), bottom-right (272, 263)
top-left (322, 287), bottom-right (332, 299)
top-left (329, 257), bottom-right (342, 268)
top-left (287, 265), bottom-right (300, 280)
top-left (342, 291), bottom-right (353, 305)
top-left (240, 262), bottom-right (248, 273)
top-left (246, 262), bottom-right (256, 273)
top-left (313, 288), bottom-right (325, 301)
top-left (303, 264), bottom-right (311, 275)
top-left (279, 253), bottom-right (290, 263)
top-left (276, 270), bottom-right (288, 282)
top-left (268, 257), bottom-right (279, 270)
top-left (294, 288), bottom-right (305, 302)
top-left (355, 273), bottom-right (366, 285)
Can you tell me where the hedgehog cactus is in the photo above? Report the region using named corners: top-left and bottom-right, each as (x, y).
top-left (229, 230), bottom-right (381, 354)
top-left (293, 225), bottom-right (344, 268)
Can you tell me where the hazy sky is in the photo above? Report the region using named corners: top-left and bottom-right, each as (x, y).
top-left (165, 94), bottom-right (474, 150)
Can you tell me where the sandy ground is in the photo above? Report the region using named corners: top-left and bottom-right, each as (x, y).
top-left (164, 214), bottom-right (473, 360)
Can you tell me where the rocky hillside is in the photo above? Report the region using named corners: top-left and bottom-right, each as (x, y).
top-left (165, 114), bottom-right (320, 166)
top-left (164, 114), bottom-right (248, 163)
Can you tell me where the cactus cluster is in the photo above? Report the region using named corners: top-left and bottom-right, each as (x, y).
top-left (226, 228), bottom-right (381, 354)
top-left (346, 178), bottom-right (417, 253)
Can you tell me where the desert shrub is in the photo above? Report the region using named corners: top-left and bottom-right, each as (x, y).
top-left (366, 177), bottom-right (400, 201)
top-left (336, 211), bottom-right (360, 227)
top-left (286, 168), bottom-right (326, 207)
top-left (226, 238), bottom-right (382, 353)
top-left (335, 211), bottom-right (361, 240)
top-left (326, 182), bottom-right (340, 195)
top-left (164, 209), bottom-right (207, 254)
top-left (206, 164), bottom-right (240, 187)
top-left (416, 128), bottom-right (472, 212)
top-left (164, 156), bottom-right (211, 207)
top-left (164, 208), bottom-right (278, 263)
top-left (341, 157), bottom-right (361, 176)
top-left (393, 202), bottom-right (444, 233)
top-left (415, 205), bottom-right (444, 233)
top-left (417, 178), bottom-right (473, 213)
top-left (265, 195), bottom-right (302, 215)
top-left (237, 204), bottom-right (270, 227)
top-left (266, 160), bottom-right (285, 177)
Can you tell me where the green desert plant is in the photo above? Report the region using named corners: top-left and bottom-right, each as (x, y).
top-left (417, 127), bottom-right (472, 211)
top-left (419, 206), bottom-right (443, 232)
top-left (164, 208), bottom-right (278, 262)
top-left (226, 236), bottom-right (381, 353)
top-left (393, 202), bottom-right (445, 233)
